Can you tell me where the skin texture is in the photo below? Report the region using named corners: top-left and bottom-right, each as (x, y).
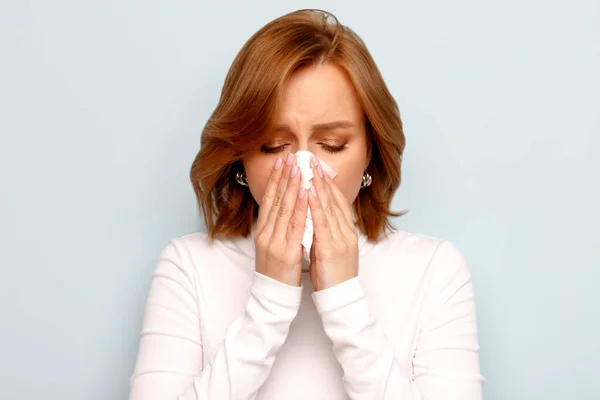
top-left (244, 63), bottom-right (370, 290)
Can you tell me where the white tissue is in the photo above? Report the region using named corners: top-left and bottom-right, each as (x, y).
top-left (294, 150), bottom-right (337, 261)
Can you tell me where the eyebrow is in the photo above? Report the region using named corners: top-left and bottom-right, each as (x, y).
top-left (273, 120), bottom-right (356, 133)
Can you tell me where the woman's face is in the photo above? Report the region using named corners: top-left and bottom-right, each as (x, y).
top-left (243, 63), bottom-right (370, 206)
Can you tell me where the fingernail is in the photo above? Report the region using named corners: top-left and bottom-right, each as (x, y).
top-left (274, 157), bottom-right (282, 170)
top-left (286, 153), bottom-right (294, 165)
top-left (298, 187), bottom-right (306, 199)
top-left (310, 185), bottom-right (317, 197)
top-left (312, 156), bottom-right (320, 167)
top-left (291, 164), bottom-right (299, 177)
top-left (317, 165), bottom-right (324, 178)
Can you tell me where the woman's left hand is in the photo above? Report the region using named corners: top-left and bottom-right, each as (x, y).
top-left (307, 157), bottom-right (359, 292)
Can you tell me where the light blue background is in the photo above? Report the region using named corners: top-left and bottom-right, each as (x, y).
top-left (1, 1), bottom-right (598, 399)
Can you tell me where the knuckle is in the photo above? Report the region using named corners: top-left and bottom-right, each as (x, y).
top-left (269, 168), bottom-right (281, 182)
top-left (278, 205), bottom-right (291, 218)
top-left (272, 192), bottom-right (283, 207)
top-left (290, 218), bottom-right (303, 232)
top-left (254, 234), bottom-right (268, 249)
top-left (266, 245), bottom-right (281, 260)
top-left (261, 193), bottom-right (272, 206)
top-left (310, 200), bottom-right (321, 211)
top-left (295, 199), bottom-right (306, 211)
top-left (315, 218), bottom-right (328, 229)
top-left (321, 247), bottom-right (334, 258)
top-left (326, 204), bottom-right (337, 216)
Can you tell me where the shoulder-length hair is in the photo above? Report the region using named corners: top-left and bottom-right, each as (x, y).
top-left (190, 9), bottom-right (405, 241)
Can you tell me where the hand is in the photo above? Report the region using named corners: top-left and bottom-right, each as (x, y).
top-left (254, 153), bottom-right (309, 287)
top-left (307, 157), bottom-right (359, 291)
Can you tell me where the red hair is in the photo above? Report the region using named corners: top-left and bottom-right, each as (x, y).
top-left (190, 9), bottom-right (406, 241)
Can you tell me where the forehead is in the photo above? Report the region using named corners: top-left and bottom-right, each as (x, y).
top-left (276, 63), bottom-right (363, 124)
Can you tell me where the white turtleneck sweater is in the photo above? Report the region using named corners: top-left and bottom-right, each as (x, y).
top-left (129, 229), bottom-right (484, 399)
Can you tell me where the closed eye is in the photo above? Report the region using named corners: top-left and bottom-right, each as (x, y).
top-left (260, 144), bottom-right (287, 154)
top-left (260, 143), bottom-right (347, 154)
top-left (320, 144), bottom-right (347, 154)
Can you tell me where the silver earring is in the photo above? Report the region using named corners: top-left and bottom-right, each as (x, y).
top-left (360, 172), bottom-right (372, 188)
top-left (235, 171), bottom-right (248, 186)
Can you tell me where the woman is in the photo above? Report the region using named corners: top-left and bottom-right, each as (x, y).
top-left (130, 9), bottom-right (484, 400)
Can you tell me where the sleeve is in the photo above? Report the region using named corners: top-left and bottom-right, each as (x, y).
top-left (129, 240), bottom-right (303, 400)
top-left (311, 241), bottom-right (484, 400)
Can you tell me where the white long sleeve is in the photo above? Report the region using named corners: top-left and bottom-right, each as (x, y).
top-left (129, 231), bottom-right (483, 399)
top-left (129, 240), bottom-right (302, 400)
top-left (312, 241), bottom-right (483, 399)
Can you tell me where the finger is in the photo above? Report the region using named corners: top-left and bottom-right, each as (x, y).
top-left (308, 162), bottom-right (342, 242)
top-left (313, 163), bottom-right (344, 239)
top-left (320, 174), bottom-right (350, 233)
top-left (272, 164), bottom-right (303, 240)
top-left (308, 186), bottom-right (332, 245)
top-left (286, 182), bottom-right (309, 243)
top-left (264, 152), bottom-right (296, 237)
top-left (324, 174), bottom-right (354, 229)
top-left (256, 156), bottom-right (284, 232)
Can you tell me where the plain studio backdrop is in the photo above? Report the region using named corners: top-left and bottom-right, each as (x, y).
top-left (1, 1), bottom-right (598, 399)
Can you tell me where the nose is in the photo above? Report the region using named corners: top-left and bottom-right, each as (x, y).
top-left (293, 141), bottom-right (310, 153)
top-left (287, 131), bottom-right (316, 154)
top-left (293, 138), bottom-right (318, 155)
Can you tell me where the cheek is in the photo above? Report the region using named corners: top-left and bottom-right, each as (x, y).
top-left (323, 144), bottom-right (368, 203)
top-left (333, 167), bottom-right (364, 204)
top-left (244, 160), bottom-right (274, 206)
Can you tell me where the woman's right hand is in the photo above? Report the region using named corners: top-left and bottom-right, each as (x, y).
top-left (254, 152), bottom-right (309, 287)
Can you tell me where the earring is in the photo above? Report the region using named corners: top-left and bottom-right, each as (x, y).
top-left (235, 171), bottom-right (248, 186)
top-left (360, 171), bottom-right (372, 188)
